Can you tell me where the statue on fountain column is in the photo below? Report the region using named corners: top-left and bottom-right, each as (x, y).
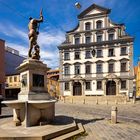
top-left (28, 9), bottom-right (43, 60)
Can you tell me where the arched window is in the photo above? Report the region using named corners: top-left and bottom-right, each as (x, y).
top-left (85, 22), bottom-right (91, 30)
top-left (96, 20), bottom-right (102, 29)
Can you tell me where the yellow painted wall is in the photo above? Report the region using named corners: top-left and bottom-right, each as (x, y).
top-left (6, 75), bottom-right (20, 88)
top-left (136, 63), bottom-right (140, 97)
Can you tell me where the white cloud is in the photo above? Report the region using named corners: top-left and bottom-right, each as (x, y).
top-left (2, 23), bottom-right (65, 69)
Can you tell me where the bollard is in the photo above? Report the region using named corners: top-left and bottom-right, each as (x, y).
top-left (111, 106), bottom-right (118, 124)
top-left (72, 98), bottom-right (73, 104)
top-left (96, 98), bottom-right (98, 105)
top-left (83, 99), bottom-right (85, 104)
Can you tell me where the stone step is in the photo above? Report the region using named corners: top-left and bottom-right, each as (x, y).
top-left (51, 123), bottom-right (85, 140)
top-left (42, 122), bottom-right (78, 140)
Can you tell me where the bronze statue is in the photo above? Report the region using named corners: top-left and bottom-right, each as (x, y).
top-left (28, 10), bottom-right (43, 60)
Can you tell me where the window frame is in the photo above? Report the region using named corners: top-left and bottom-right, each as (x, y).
top-left (96, 63), bottom-right (103, 74)
top-left (85, 81), bottom-right (91, 90)
top-left (85, 36), bottom-right (91, 44)
top-left (64, 82), bottom-right (70, 91)
top-left (75, 51), bottom-right (80, 60)
top-left (85, 22), bottom-right (91, 30)
top-left (121, 47), bottom-right (127, 55)
top-left (85, 64), bottom-right (91, 74)
top-left (96, 20), bottom-right (102, 29)
top-left (96, 50), bottom-right (103, 58)
top-left (108, 33), bottom-right (114, 41)
top-left (75, 65), bottom-right (80, 75)
top-left (97, 81), bottom-right (102, 90)
top-left (75, 37), bottom-right (80, 44)
top-left (64, 52), bottom-right (70, 60)
top-left (121, 62), bottom-right (127, 72)
top-left (85, 50), bottom-right (91, 59)
top-left (108, 48), bottom-right (115, 57)
top-left (64, 65), bottom-right (70, 75)
top-left (97, 34), bottom-right (102, 42)
top-left (121, 80), bottom-right (127, 89)
top-left (108, 63), bottom-right (114, 73)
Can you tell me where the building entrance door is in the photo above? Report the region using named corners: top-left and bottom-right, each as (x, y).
top-left (73, 82), bottom-right (82, 96)
top-left (106, 81), bottom-right (116, 95)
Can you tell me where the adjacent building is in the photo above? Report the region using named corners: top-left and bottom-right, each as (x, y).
top-left (134, 63), bottom-right (140, 98)
top-left (47, 69), bottom-right (60, 98)
top-left (5, 46), bottom-right (25, 99)
top-left (58, 4), bottom-right (134, 97)
top-left (0, 39), bottom-right (5, 97)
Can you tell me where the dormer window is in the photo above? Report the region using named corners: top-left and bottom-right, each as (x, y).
top-left (85, 22), bottom-right (91, 30)
top-left (75, 51), bottom-right (80, 59)
top-left (85, 36), bottom-right (91, 43)
top-left (108, 33), bottom-right (114, 41)
top-left (97, 35), bottom-right (102, 42)
top-left (108, 29), bottom-right (115, 41)
top-left (96, 20), bottom-right (102, 29)
top-left (74, 34), bottom-right (81, 44)
top-left (96, 31), bottom-right (103, 42)
top-left (75, 38), bottom-right (80, 44)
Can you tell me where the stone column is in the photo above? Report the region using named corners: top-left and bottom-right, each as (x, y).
top-left (103, 80), bottom-right (107, 96)
top-left (82, 81), bottom-right (85, 96)
top-left (70, 81), bottom-right (73, 96)
top-left (115, 79), bottom-right (119, 96)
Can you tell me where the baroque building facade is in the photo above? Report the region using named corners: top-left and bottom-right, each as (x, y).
top-left (58, 4), bottom-right (134, 97)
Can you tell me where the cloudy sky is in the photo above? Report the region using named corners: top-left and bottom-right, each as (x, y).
top-left (0, 0), bottom-right (140, 69)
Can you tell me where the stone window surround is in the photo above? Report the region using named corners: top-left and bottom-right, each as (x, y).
top-left (85, 50), bottom-right (92, 59)
top-left (97, 80), bottom-right (102, 90)
top-left (74, 63), bottom-right (81, 75)
top-left (74, 51), bottom-right (81, 60)
top-left (96, 20), bottom-right (103, 29)
top-left (96, 49), bottom-right (103, 58)
top-left (120, 79), bottom-right (127, 90)
top-left (64, 82), bottom-right (70, 91)
top-left (120, 61), bottom-right (127, 72)
top-left (64, 52), bottom-right (70, 60)
top-left (85, 81), bottom-right (92, 90)
top-left (85, 64), bottom-right (91, 74)
top-left (96, 63), bottom-right (103, 74)
top-left (108, 48), bottom-right (115, 57)
top-left (85, 22), bottom-right (91, 31)
top-left (120, 47), bottom-right (128, 56)
top-left (63, 64), bottom-right (70, 75)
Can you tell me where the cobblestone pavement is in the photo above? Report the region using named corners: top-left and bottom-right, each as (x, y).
top-left (1, 101), bottom-right (140, 140)
top-left (56, 102), bottom-right (140, 140)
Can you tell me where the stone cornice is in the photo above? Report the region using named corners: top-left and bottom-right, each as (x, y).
top-left (58, 37), bottom-right (134, 50)
top-left (67, 26), bottom-right (121, 35)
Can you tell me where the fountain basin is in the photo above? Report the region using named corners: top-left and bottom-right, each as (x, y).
top-left (2, 100), bottom-right (25, 109)
top-left (2, 99), bottom-right (56, 127)
top-left (28, 100), bottom-right (56, 109)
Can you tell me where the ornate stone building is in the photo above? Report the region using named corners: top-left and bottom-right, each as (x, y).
top-left (58, 4), bottom-right (134, 97)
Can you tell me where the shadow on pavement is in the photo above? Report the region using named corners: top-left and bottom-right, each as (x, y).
top-left (0, 114), bottom-right (13, 119)
top-left (52, 115), bottom-right (74, 125)
top-left (75, 117), bottom-right (105, 125)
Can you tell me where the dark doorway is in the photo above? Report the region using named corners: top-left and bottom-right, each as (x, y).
top-left (73, 82), bottom-right (82, 96)
top-left (106, 81), bottom-right (116, 95)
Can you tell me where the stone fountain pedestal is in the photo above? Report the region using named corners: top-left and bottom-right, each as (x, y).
top-left (3, 59), bottom-right (56, 127)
